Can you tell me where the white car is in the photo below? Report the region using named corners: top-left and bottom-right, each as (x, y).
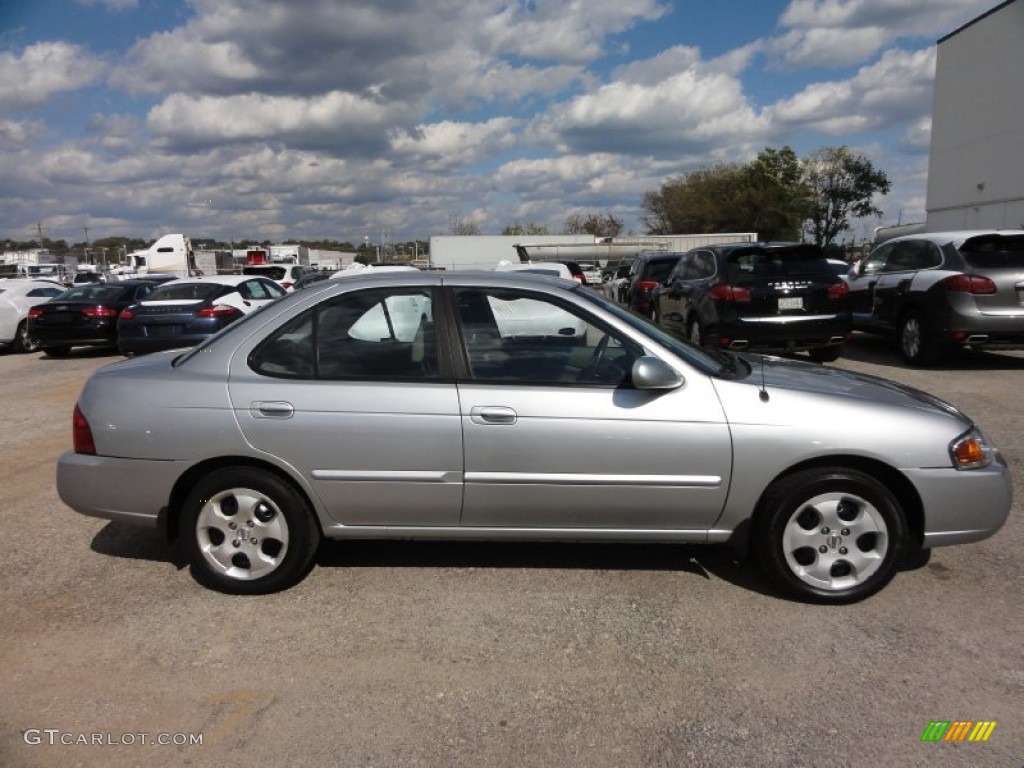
top-left (331, 264), bottom-right (420, 279)
top-left (242, 264), bottom-right (309, 292)
top-left (0, 279), bottom-right (67, 353)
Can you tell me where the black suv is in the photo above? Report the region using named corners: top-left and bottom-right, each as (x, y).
top-left (622, 251), bottom-right (684, 316)
top-left (652, 242), bottom-right (851, 362)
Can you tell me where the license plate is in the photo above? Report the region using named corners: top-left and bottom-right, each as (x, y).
top-left (146, 325), bottom-right (179, 337)
top-left (778, 297), bottom-right (803, 311)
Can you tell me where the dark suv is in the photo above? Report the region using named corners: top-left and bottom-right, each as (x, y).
top-left (847, 230), bottom-right (1024, 365)
top-left (652, 242), bottom-right (851, 362)
top-left (622, 251), bottom-right (683, 316)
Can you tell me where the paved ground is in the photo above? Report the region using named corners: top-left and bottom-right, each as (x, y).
top-left (1, 335), bottom-right (1021, 768)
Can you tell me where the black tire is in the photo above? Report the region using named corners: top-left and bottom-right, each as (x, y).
top-left (687, 317), bottom-right (703, 347)
top-left (753, 467), bottom-right (907, 604)
top-left (808, 345), bottom-right (842, 363)
top-left (13, 320), bottom-right (41, 353)
top-left (43, 345), bottom-right (71, 357)
top-left (898, 310), bottom-right (941, 366)
top-left (182, 467), bottom-right (320, 594)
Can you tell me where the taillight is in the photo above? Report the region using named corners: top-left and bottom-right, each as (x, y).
top-left (73, 404), bottom-right (96, 455)
top-left (196, 305), bottom-right (242, 318)
top-left (938, 274), bottom-right (997, 294)
top-left (572, 274), bottom-right (586, 283)
top-left (708, 284), bottom-right (752, 303)
top-left (635, 280), bottom-right (659, 293)
top-left (280, 282), bottom-right (294, 290)
top-left (120, 307), bottom-right (135, 320)
top-left (828, 282), bottom-right (849, 300)
top-left (82, 306), bottom-right (119, 318)
top-left (28, 306), bottom-right (44, 319)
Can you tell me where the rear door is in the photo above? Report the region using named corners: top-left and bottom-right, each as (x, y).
top-left (872, 239), bottom-right (942, 325)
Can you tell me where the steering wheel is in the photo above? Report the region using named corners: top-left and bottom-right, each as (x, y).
top-left (578, 333), bottom-right (611, 382)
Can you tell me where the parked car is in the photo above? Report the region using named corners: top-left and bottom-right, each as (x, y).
top-left (603, 262), bottom-right (633, 302)
top-left (58, 271), bottom-right (1011, 603)
top-left (117, 275), bottom-right (286, 355)
top-left (623, 251), bottom-right (684, 316)
top-left (827, 258), bottom-right (852, 278)
top-left (242, 263), bottom-right (308, 292)
top-left (0, 279), bottom-right (67, 353)
top-left (847, 230), bottom-right (1024, 365)
top-left (652, 242), bottom-right (851, 363)
top-left (575, 261), bottom-right (602, 284)
top-left (28, 278), bottom-right (176, 356)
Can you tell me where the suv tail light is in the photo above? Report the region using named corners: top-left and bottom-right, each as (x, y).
top-left (28, 306), bottom-right (43, 319)
top-left (196, 305), bottom-right (243, 318)
top-left (119, 307), bottom-right (135, 320)
top-left (280, 282), bottom-right (294, 290)
top-left (82, 306), bottom-right (119, 318)
top-left (635, 280), bottom-right (659, 293)
top-left (73, 404), bottom-right (96, 455)
top-left (572, 274), bottom-right (586, 283)
top-left (828, 282), bottom-right (849, 300)
top-left (708, 284), bottom-right (752, 303)
top-left (938, 274), bottom-right (997, 294)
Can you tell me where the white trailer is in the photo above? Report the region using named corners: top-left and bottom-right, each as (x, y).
top-left (127, 234), bottom-right (198, 277)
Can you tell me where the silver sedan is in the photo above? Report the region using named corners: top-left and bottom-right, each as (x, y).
top-left (57, 271), bottom-right (1012, 603)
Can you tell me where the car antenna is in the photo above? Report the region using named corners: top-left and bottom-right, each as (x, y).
top-left (759, 357), bottom-right (770, 402)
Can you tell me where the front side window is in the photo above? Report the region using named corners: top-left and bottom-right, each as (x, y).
top-left (249, 287), bottom-right (438, 380)
top-left (454, 288), bottom-right (640, 386)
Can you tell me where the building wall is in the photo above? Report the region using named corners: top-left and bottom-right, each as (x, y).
top-left (926, 0), bottom-right (1024, 230)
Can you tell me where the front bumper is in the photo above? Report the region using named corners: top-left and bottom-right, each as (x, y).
top-left (57, 451), bottom-right (189, 529)
top-left (904, 455), bottom-right (1013, 547)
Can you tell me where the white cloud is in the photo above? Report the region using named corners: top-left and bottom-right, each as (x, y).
top-left (0, 42), bottom-right (107, 114)
top-left (74, 0), bottom-right (139, 10)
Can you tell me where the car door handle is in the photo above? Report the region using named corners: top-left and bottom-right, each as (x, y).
top-left (251, 401), bottom-right (294, 419)
top-left (470, 406), bottom-right (517, 425)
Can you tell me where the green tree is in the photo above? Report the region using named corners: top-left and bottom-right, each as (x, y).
top-left (502, 222), bottom-right (550, 236)
top-left (801, 146), bottom-right (890, 248)
top-left (563, 211), bottom-right (624, 237)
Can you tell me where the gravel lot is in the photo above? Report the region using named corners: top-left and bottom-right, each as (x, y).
top-left (1, 335), bottom-right (1021, 768)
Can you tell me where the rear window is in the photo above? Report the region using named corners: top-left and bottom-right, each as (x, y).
top-left (243, 266), bottom-right (286, 280)
top-left (147, 283), bottom-right (224, 301)
top-left (960, 235), bottom-right (1024, 269)
top-left (643, 258), bottom-right (680, 282)
top-left (61, 284), bottom-right (127, 301)
top-left (726, 245), bottom-right (830, 281)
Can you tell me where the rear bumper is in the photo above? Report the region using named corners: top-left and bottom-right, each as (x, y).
top-left (118, 334), bottom-right (209, 354)
top-left (707, 314), bottom-right (851, 351)
top-left (57, 451), bottom-right (188, 528)
top-left (32, 325), bottom-right (117, 347)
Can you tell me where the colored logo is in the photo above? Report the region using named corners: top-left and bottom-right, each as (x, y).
top-left (921, 721), bottom-right (996, 742)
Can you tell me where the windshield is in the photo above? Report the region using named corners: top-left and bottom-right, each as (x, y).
top-left (147, 283), bottom-right (224, 301)
top-left (576, 288), bottom-right (732, 376)
top-left (58, 284), bottom-right (128, 301)
top-left (244, 266), bottom-right (287, 280)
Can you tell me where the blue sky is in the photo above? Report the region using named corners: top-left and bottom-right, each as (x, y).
top-left (0, 0), bottom-right (1001, 245)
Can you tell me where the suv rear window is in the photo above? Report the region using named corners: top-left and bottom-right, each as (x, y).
top-left (726, 245), bottom-right (830, 281)
top-left (243, 266), bottom-right (287, 280)
top-left (960, 235), bottom-right (1024, 269)
top-left (643, 258), bottom-right (679, 282)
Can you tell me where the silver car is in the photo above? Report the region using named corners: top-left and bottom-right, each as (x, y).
top-left (57, 272), bottom-right (1012, 603)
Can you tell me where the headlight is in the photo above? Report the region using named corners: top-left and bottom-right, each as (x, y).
top-left (949, 427), bottom-right (995, 470)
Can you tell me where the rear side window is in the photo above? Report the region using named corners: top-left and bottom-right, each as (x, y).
top-left (960, 235), bottom-right (1024, 269)
top-left (726, 246), bottom-right (830, 281)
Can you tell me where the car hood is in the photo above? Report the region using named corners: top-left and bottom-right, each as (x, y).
top-left (729, 353), bottom-right (970, 423)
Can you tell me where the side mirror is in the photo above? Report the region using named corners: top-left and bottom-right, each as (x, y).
top-left (631, 356), bottom-right (684, 390)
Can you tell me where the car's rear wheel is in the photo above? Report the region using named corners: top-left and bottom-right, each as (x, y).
top-left (43, 345), bottom-right (71, 357)
top-left (182, 467), bottom-right (320, 594)
top-left (808, 345), bottom-right (842, 363)
top-left (688, 317), bottom-right (703, 347)
top-left (754, 467), bottom-right (907, 603)
top-left (898, 310), bottom-right (941, 366)
top-left (13, 321), bottom-right (41, 353)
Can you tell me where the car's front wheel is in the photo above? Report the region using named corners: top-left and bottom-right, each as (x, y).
top-left (182, 467), bottom-right (320, 594)
top-left (754, 467), bottom-right (907, 603)
top-left (13, 320), bottom-right (41, 353)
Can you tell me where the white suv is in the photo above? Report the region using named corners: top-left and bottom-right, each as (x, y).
top-left (241, 264), bottom-right (307, 292)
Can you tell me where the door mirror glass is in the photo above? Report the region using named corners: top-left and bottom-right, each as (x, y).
top-left (631, 356), bottom-right (683, 390)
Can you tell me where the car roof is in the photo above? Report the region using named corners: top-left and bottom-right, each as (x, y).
top-left (883, 229), bottom-right (1024, 248)
top-left (158, 275), bottom-right (262, 287)
top-left (0, 278), bottom-right (64, 288)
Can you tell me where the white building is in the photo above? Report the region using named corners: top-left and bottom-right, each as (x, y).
top-left (926, 0), bottom-right (1024, 230)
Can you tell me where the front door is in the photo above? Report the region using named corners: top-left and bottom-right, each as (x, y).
top-left (450, 286), bottom-right (732, 531)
